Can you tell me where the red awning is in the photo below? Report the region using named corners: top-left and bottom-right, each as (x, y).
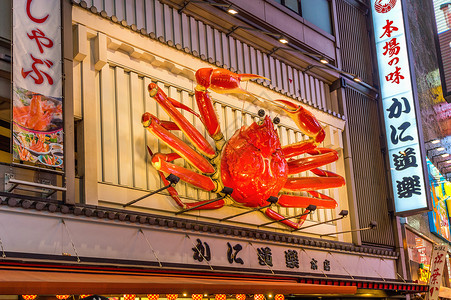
top-left (0, 269), bottom-right (357, 295)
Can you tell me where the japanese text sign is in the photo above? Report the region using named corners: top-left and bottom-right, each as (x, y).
top-left (426, 245), bottom-right (447, 300)
top-left (12, 0), bottom-right (64, 170)
top-left (371, 0), bottom-right (428, 214)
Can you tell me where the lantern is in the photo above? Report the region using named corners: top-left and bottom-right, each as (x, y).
top-left (274, 295), bottom-right (283, 300)
top-left (124, 295), bottom-right (136, 300)
top-left (253, 295), bottom-right (264, 300)
top-left (22, 296), bottom-right (37, 300)
top-left (215, 295), bottom-right (226, 300)
top-left (147, 295), bottom-right (159, 300)
top-left (191, 295), bottom-right (202, 300)
top-left (56, 296), bottom-right (70, 300)
top-left (166, 295), bottom-right (178, 300)
top-left (235, 295), bottom-right (246, 300)
top-left (80, 296), bottom-right (92, 299)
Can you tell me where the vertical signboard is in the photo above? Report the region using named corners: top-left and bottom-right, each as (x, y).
top-left (12, 0), bottom-right (63, 170)
top-left (371, 0), bottom-right (429, 214)
top-left (426, 244), bottom-right (447, 300)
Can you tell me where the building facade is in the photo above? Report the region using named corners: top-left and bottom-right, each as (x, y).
top-left (0, 0), bottom-right (434, 299)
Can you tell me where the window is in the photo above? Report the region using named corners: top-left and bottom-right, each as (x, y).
top-left (274, 0), bottom-right (333, 35)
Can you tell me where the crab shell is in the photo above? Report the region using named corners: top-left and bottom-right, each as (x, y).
top-left (220, 116), bottom-right (288, 207)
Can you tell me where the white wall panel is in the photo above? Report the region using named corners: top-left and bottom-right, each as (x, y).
top-left (181, 13), bottom-right (190, 49)
top-left (93, 0), bottom-right (103, 10)
top-left (145, 0), bottom-right (156, 34)
top-left (125, 0), bottom-right (135, 25)
top-left (190, 18), bottom-right (199, 53)
top-left (198, 22), bottom-right (207, 57)
top-left (115, 0), bottom-right (125, 21)
top-left (115, 68), bottom-right (133, 187)
top-left (154, 0), bottom-right (164, 38)
top-left (228, 37), bottom-right (237, 71)
top-left (135, 0), bottom-right (146, 30)
top-left (221, 32), bottom-right (230, 68)
top-left (104, 0), bottom-right (115, 17)
top-left (100, 66), bottom-right (118, 184)
top-left (205, 25), bottom-right (215, 61)
top-left (130, 72), bottom-right (147, 189)
top-left (163, 4), bottom-right (173, 42)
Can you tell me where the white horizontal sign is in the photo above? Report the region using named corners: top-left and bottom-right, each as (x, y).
top-left (0, 208), bottom-right (397, 280)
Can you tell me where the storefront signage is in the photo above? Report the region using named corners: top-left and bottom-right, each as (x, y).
top-left (432, 0), bottom-right (451, 103)
top-left (12, 0), bottom-right (64, 170)
top-left (426, 244), bottom-right (447, 300)
top-left (405, 228), bottom-right (433, 283)
top-left (427, 160), bottom-right (451, 242)
top-left (0, 209), bottom-right (398, 280)
top-left (371, 0), bottom-right (429, 215)
top-left (192, 238), bottom-right (333, 273)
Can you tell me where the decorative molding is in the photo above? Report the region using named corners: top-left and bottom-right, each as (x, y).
top-left (0, 191), bottom-right (398, 258)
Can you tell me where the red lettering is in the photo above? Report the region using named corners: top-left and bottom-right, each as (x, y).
top-left (26, 0), bottom-right (49, 23)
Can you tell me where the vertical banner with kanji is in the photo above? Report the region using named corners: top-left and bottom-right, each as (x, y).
top-left (12, 0), bottom-right (63, 170)
top-left (426, 244), bottom-right (447, 300)
top-left (371, 0), bottom-right (429, 214)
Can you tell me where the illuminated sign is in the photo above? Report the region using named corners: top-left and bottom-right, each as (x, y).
top-left (371, 0), bottom-right (430, 214)
top-left (12, 0), bottom-right (64, 170)
top-left (427, 159), bottom-right (451, 241)
top-left (427, 244), bottom-right (447, 300)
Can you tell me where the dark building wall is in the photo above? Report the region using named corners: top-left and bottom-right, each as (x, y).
top-left (336, 0), bottom-right (395, 247)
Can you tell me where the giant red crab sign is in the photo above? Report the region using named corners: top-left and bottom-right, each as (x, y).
top-left (140, 68), bottom-right (345, 229)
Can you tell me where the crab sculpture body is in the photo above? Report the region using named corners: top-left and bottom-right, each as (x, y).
top-left (141, 68), bottom-right (345, 229)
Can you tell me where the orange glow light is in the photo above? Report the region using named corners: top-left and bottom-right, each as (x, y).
top-left (254, 295), bottom-right (264, 300)
top-left (80, 296), bottom-right (92, 299)
top-left (166, 295), bottom-right (178, 300)
top-left (215, 295), bottom-right (226, 300)
top-left (124, 295), bottom-right (136, 300)
top-left (56, 296), bottom-right (70, 300)
top-left (274, 295), bottom-right (284, 300)
top-left (22, 296), bottom-right (37, 300)
top-left (147, 295), bottom-right (159, 300)
top-left (192, 295), bottom-right (203, 300)
top-left (235, 295), bottom-right (246, 300)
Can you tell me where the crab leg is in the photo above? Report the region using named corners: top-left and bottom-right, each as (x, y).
top-left (142, 112), bottom-right (215, 174)
top-left (264, 207), bottom-right (313, 229)
top-left (194, 68), bottom-right (267, 139)
top-left (151, 153), bottom-right (215, 191)
top-left (281, 141), bottom-right (317, 159)
top-left (273, 99), bottom-right (325, 142)
top-left (159, 168), bottom-right (224, 210)
top-left (287, 148), bottom-right (339, 174)
top-left (264, 191), bottom-right (337, 229)
top-left (278, 192), bottom-right (337, 209)
top-left (147, 148), bottom-right (224, 210)
top-left (282, 168), bottom-right (345, 191)
top-left (148, 83), bottom-right (216, 158)
top-left (194, 90), bottom-right (222, 139)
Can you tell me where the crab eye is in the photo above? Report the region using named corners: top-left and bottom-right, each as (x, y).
top-left (273, 117), bottom-right (280, 124)
top-left (258, 109), bottom-right (265, 117)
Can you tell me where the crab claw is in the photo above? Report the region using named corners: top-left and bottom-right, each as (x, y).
top-left (274, 99), bottom-right (325, 144)
top-left (195, 68), bottom-right (268, 94)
